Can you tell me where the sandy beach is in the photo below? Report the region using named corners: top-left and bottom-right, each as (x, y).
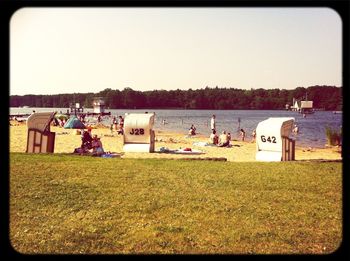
top-left (10, 121), bottom-right (342, 162)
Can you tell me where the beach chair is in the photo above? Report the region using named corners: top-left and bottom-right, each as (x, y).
top-left (123, 113), bottom-right (155, 152)
top-left (26, 112), bottom-right (57, 153)
top-left (255, 117), bottom-right (295, 161)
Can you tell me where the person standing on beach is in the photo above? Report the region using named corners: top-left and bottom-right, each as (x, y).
top-left (251, 129), bottom-right (256, 143)
top-left (112, 116), bottom-right (118, 131)
top-left (118, 115), bottom-right (124, 135)
top-left (210, 115), bottom-right (216, 132)
top-left (293, 124), bottom-right (299, 133)
top-left (240, 128), bottom-right (246, 141)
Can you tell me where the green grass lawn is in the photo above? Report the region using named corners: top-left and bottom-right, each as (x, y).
top-left (9, 153), bottom-right (342, 254)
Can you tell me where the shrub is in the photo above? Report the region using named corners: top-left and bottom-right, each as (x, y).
top-left (325, 126), bottom-right (342, 146)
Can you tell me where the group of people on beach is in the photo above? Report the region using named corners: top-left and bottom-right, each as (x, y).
top-left (111, 115), bottom-right (124, 135)
top-left (74, 127), bottom-right (105, 156)
top-left (188, 114), bottom-right (257, 147)
top-left (209, 130), bottom-right (232, 147)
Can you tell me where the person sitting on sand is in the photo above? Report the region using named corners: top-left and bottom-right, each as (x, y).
top-left (209, 129), bottom-right (219, 145)
top-left (53, 117), bottom-right (60, 126)
top-left (189, 124), bottom-right (196, 136)
top-left (61, 118), bottom-right (66, 127)
top-left (227, 132), bottom-right (232, 145)
top-left (91, 134), bottom-right (104, 156)
top-left (239, 129), bottom-right (246, 141)
top-left (217, 131), bottom-right (230, 147)
top-left (81, 129), bottom-right (93, 150)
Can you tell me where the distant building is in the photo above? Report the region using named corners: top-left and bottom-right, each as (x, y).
top-left (291, 99), bottom-right (314, 113)
top-left (93, 97), bottom-right (106, 114)
top-left (300, 101), bottom-right (314, 114)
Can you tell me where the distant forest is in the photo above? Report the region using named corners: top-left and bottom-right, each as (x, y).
top-left (10, 85), bottom-right (342, 111)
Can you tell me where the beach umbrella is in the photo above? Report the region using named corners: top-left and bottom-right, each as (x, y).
top-left (63, 115), bottom-right (86, 129)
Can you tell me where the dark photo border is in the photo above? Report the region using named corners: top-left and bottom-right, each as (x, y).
top-left (1, 0), bottom-right (349, 259)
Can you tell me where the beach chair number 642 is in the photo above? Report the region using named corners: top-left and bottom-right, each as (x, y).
top-left (260, 135), bottom-right (277, 143)
top-left (129, 128), bottom-right (145, 135)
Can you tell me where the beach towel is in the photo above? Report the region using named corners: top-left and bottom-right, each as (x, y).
top-left (173, 148), bottom-right (204, 155)
top-left (101, 153), bottom-right (121, 158)
top-left (159, 147), bottom-right (174, 153)
top-left (192, 142), bottom-right (219, 147)
top-left (192, 142), bottom-right (209, 147)
top-left (158, 147), bottom-right (204, 155)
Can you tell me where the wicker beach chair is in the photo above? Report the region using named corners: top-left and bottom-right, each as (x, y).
top-left (26, 112), bottom-right (56, 153)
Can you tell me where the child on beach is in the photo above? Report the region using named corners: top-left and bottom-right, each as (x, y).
top-left (209, 129), bottom-right (219, 145)
top-left (189, 124), bottom-right (196, 136)
top-left (92, 134), bottom-right (105, 156)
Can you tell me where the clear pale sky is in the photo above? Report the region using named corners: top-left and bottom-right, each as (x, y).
top-left (10, 7), bottom-right (342, 95)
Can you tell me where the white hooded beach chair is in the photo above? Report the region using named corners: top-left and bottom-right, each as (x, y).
top-left (255, 117), bottom-right (295, 161)
top-left (123, 113), bottom-right (155, 153)
top-left (26, 112), bottom-right (56, 153)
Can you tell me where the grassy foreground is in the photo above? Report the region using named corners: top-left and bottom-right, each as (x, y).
top-left (9, 153), bottom-right (342, 254)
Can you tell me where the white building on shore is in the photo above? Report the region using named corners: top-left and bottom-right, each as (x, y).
top-left (93, 97), bottom-right (106, 114)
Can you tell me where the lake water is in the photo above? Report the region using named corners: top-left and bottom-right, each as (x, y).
top-left (10, 107), bottom-right (342, 148)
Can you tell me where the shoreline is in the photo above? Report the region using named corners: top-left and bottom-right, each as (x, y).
top-left (10, 121), bottom-right (342, 162)
top-left (9, 109), bottom-right (341, 149)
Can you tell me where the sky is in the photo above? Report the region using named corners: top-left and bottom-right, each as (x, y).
top-left (10, 7), bottom-right (342, 95)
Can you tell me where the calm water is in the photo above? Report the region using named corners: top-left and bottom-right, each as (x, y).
top-left (10, 107), bottom-right (342, 148)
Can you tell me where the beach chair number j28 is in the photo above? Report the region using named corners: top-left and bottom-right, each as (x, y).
top-left (129, 128), bottom-right (145, 135)
top-left (260, 135), bottom-right (277, 143)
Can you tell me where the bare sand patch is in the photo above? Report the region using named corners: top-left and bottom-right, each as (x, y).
top-left (10, 122), bottom-right (342, 162)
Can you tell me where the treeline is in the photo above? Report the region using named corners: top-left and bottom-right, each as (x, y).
top-left (10, 85), bottom-right (342, 110)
